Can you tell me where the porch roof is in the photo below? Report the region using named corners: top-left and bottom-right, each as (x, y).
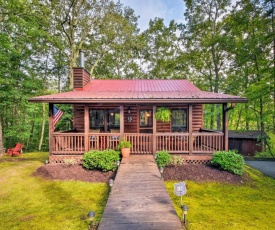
top-left (29, 79), bottom-right (248, 104)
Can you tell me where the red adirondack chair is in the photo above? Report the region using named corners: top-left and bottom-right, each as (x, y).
top-left (7, 143), bottom-right (24, 156)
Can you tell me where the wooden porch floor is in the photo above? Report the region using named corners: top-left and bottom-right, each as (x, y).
top-left (98, 155), bottom-right (183, 230)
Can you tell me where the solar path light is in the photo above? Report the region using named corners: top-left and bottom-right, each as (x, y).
top-left (181, 205), bottom-right (188, 224)
top-left (87, 211), bottom-right (95, 229)
top-left (159, 166), bottom-right (164, 180)
top-left (109, 179), bottom-right (114, 193)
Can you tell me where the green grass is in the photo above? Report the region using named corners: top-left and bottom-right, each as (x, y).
top-left (2, 153), bottom-right (275, 230)
top-left (0, 152), bottom-right (109, 230)
top-left (166, 165), bottom-right (275, 230)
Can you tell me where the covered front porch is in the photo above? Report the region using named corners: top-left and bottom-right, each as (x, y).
top-left (48, 103), bottom-right (229, 163)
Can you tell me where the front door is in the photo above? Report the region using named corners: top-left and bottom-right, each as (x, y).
top-left (137, 107), bottom-right (153, 153)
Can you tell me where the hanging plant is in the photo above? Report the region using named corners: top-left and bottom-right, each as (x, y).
top-left (155, 107), bottom-right (171, 122)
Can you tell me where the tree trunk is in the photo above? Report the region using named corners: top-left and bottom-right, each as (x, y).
top-left (39, 103), bottom-right (46, 151)
top-left (272, 1), bottom-right (275, 133)
top-left (0, 118), bottom-right (4, 154)
top-left (26, 120), bottom-right (35, 151)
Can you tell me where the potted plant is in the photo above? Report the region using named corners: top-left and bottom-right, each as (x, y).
top-left (155, 107), bottom-right (171, 122)
top-left (117, 139), bottom-right (132, 158)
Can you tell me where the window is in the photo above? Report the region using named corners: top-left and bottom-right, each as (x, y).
top-left (90, 110), bottom-right (104, 130)
top-left (140, 109), bottom-right (153, 127)
top-left (90, 109), bottom-right (120, 132)
top-left (171, 109), bottom-right (187, 132)
top-left (108, 109), bottom-right (120, 130)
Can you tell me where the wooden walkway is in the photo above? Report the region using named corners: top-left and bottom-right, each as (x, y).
top-left (98, 155), bottom-right (183, 230)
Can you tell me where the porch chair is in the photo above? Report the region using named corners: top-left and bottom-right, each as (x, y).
top-left (7, 143), bottom-right (24, 156)
top-left (89, 129), bottom-right (100, 149)
top-left (109, 129), bottom-right (120, 149)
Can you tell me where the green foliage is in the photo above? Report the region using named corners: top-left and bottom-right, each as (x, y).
top-left (83, 149), bottom-right (120, 172)
top-left (254, 151), bottom-right (274, 158)
top-left (211, 150), bottom-right (245, 175)
top-left (171, 155), bottom-right (184, 167)
top-left (156, 150), bottom-right (172, 167)
top-left (117, 139), bottom-right (132, 150)
top-left (155, 107), bottom-right (171, 122)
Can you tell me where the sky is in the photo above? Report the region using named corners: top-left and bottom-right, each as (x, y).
top-left (119, 0), bottom-right (186, 31)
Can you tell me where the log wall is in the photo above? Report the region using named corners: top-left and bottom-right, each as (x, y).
top-left (73, 104), bottom-right (203, 133)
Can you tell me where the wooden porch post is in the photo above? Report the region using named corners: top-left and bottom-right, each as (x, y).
top-left (153, 105), bottom-right (157, 154)
top-left (223, 103), bottom-right (228, 151)
top-left (120, 105), bottom-right (124, 140)
top-left (188, 104), bottom-right (193, 155)
top-left (49, 103), bottom-right (54, 155)
top-left (84, 105), bottom-right (89, 152)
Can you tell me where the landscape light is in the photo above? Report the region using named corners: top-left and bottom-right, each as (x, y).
top-left (87, 211), bottom-right (95, 229)
top-left (108, 179), bottom-right (114, 194)
top-left (109, 179), bottom-right (114, 187)
top-left (159, 166), bottom-right (164, 180)
top-left (181, 205), bottom-right (188, 224)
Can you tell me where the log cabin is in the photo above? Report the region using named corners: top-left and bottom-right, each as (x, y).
top-left (29, 66), bottom-right (248, 164)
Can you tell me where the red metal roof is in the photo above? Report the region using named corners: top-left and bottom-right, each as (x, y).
top-left (29, 79), bottom-right (248, 104)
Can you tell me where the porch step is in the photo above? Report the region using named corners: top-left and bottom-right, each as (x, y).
top-left (97, 155), bottom-right (183, 230)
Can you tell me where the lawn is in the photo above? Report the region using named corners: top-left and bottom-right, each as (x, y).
top-left (166, 166), bottom-right (275, 230)
top-left (0, 152), bottom-right (109, 230)
top-left (1, 153), bottom-right (275, 230)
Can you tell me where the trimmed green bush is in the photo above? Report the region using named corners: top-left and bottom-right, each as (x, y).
top-left (211, 150), bottom-right (245, 175)
top-left (83, 149), bottom-right (120, 172)
top-left (156, 150), bottom-right (172, 167)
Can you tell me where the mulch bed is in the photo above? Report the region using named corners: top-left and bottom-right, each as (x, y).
top-left (33, 164), bottom-right (116, 183)
top-left (33, 163), bottom-right (248, 184)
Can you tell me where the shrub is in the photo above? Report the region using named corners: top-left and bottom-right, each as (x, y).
top-left (254, 151), bottom-right (274, 158)
top-left (82, 149), bottom-right (120, 172)
top-left (211, 150), bottom-right (245, 175)
top-left (171, 155), bottom-right (184, 167)
top-left (156, 150), bottom-right (172, 167)
top-left (64, 158), bottom-right (78, 165)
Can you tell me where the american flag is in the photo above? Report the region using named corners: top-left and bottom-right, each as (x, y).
top-left (53, 106), bottom-right (64, 126)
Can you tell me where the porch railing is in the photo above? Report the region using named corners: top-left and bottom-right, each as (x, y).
top-left (88, 133), bottom-right (120, 151)
top-left (156, 133), bottom-right (189, 153)
top-left (193, 132), bottom-right (224, 153)
top-left (52, 133), bottom-right (84, 155)
top-left (124, 133), bottom-right (152, 154)
top-left (52, 132), bottom-right (224, 155)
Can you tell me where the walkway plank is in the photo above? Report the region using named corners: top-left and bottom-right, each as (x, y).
top-left (98, 155), bottom-right (183, 230)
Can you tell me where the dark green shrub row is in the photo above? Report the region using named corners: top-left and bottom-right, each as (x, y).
top-left (211, 150), bottom-right (245, 175)
top-left (156, 150), bottom-right (172, 167)
top-left (82, 149), bottom-right (120, 172)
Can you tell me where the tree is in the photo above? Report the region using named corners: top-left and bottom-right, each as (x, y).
top-left (182, 0), bottom-right (233, 129)
top-left (0, 0), bottom-right (52, 150)
top-left (140, 18), bottom-right (181, 79)
top-left (84, 2), bottom-right (141, 79)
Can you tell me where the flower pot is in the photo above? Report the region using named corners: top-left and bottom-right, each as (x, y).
top-left (121, 148), bottom-right (130, 158)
